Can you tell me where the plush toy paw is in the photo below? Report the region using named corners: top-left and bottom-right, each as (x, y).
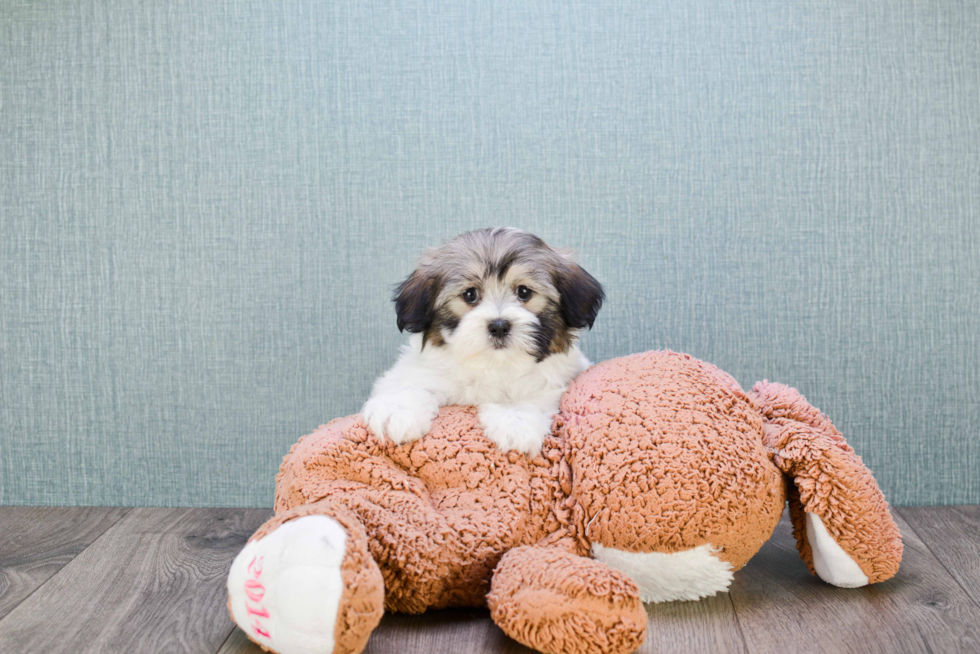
top-left (227, 516), bottom-right (348, 654)
top-left (489, 546), bottom-right (647, 654)
top-left (477, 403), bottom-right (554, 456)
top-left (362, 390), bottom-right (440, 445)
top-left (752, 380), bottom-right (903, 586)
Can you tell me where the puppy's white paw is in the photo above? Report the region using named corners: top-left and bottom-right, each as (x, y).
top-left (477, 404), bottom-right (554, 456)
top-left (227, 515), bottom-right (348, 654)
top-left (362, 390), bottom-right (439, 445)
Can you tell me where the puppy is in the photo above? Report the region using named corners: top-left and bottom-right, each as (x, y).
top-left (362, 227), bottom-right (603, 456)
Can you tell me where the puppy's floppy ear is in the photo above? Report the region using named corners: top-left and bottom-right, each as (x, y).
top-left (555, 263), bottom-right (604, 330)
top-left (394, 268), bottom-right (440, 333)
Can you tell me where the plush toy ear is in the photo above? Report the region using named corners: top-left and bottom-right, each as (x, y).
top-left (393, 268), bottom-right (439, 333)
top-left (555, 263), bottom-right (604, 330)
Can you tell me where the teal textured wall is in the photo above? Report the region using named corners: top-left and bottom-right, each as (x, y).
top-left (1, 0), bottom-right (978, 507)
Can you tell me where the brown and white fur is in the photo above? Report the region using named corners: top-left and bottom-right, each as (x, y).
top-left (362, 227), bottom-right (604, 456)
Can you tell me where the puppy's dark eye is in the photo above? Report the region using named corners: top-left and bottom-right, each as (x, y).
top-left (516, 285), bottom-right (533, 301)
top-left (462, 287), bottom-right (479, 304)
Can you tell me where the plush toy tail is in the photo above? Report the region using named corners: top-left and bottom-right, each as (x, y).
top-left (749, 381), bottom-right (902, 585)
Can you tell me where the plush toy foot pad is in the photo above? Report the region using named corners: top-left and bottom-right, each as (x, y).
top-left (228, 515), bottom-right (348, 654)
top-left (805, 512), bottom-right (870, 588)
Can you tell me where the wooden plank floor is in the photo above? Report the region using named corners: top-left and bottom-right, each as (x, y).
top-left (0, 507), bottom-right (977, 654)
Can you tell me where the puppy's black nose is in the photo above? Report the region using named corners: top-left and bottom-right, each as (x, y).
top-left (488, 319), bottom-right (511, 338)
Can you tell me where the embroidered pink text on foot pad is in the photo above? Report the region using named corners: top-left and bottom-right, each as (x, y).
top-left (244, 555), bottom-right (271, 639)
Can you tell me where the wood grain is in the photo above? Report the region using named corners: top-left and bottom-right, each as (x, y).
top-left (364, 609), bottom-right (533, 654)
top-left (0, 507), bottom-right (271, 654)
top-left (0, 506), bottom-right (130, 620)
top-left (4, 506), bottom-right (979, 653)
top-left (220, 576), bottom-right (747, 654)
top-left (218, 609), bottom-right (532, 654)
top-left (729, 513), bottom-right (980, 654)
top-left (898, 506), bottom-right (980, 609)
top-left (216, 627), bottom-right (262, 654)
top-left (218, 593), bottom-right (749, 653)
top-left (640, 592), bottom-right (746, 654)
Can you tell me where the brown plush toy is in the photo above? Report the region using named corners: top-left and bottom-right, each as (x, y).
top-left (227, 350), bottom-right (902, 654)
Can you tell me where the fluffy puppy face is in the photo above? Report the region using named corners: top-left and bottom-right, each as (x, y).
top-left (394, 228), bottom-right (604, 367)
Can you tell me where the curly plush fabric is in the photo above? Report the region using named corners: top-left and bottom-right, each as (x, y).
top-left (273, 407), bottom-right (579, 611)
top-left (556, 350), bottom-right (786, 569)
top-left (246, 500), bottom-right (386, 654)
top-left (230, 349), bottom-right (902, 654)
top-left (487, 546), bottom-right (647, 654)
top-left (750, 381), bottom-right (903, 583)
